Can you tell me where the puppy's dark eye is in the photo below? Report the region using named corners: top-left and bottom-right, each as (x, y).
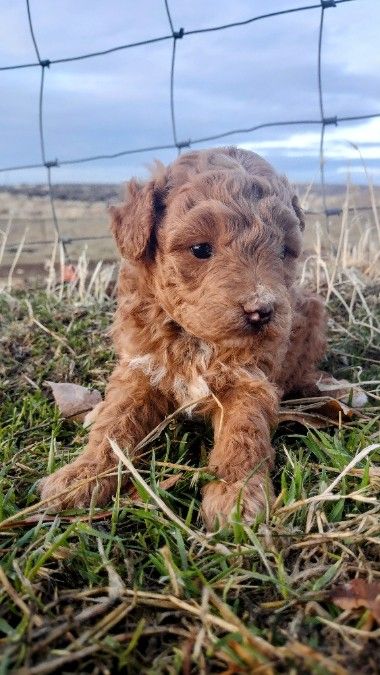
top-left (280, 245), bottom-right (291, 260)
top-left (280, 245), bottom-right (298, 260)
top-left (190, 243), bottom-right (213, 259)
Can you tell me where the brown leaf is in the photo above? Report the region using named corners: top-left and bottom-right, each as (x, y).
top-left (314, 398), bottom-right (354, 421)
top-left (45, 381), bottom-right (102, 421)
top-left (331, 579), bottom-right (380, 622)
top-left (278, 392), bottom-right (366, 429)
top-left (278, 409), bottom-right (340, 429)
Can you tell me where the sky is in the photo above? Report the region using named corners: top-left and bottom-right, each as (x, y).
top-left (0, 0), bottom-right (379, 186)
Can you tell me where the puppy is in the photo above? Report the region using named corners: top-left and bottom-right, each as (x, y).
top-left (39, 147), bottom-right (326, 528)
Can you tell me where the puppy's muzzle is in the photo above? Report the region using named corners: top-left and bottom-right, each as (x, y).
top-left (243, 301), bottom-right (274, 328)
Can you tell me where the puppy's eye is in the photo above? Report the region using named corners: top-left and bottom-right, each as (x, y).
top-left (190, 243), bottom-right (213, 259)
top-left (280, 245), bottom-right (292, 260)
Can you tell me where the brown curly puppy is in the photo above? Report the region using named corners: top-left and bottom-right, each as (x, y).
top-left (39, 147), bottom-right (326, 529)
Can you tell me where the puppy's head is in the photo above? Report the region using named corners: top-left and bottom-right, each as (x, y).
top-left (111, 149), bottom-right (304, 344)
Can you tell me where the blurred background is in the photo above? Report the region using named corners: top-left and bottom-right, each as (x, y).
top-left (0, 0), bottom-right (379, 277)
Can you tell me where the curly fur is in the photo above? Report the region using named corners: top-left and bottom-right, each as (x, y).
top-left (39, 147), bottom-right (326, 529)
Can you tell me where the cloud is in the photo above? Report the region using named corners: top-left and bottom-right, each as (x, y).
top-left (239, 118), bottom-right (380, 161)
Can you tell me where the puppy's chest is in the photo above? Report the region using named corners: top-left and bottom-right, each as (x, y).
top-left (125, 340), bottom-right (213, 409)
top-left (172, 373), bottom-right (210, 412)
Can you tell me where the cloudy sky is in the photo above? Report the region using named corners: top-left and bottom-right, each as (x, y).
top-left (0, 0), bottom-right (379, 185)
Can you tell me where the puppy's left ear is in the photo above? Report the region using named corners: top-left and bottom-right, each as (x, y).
top-left (291, 195), bottom-right (305, 231)
top-left (110, 175), bottom-right (167, 261)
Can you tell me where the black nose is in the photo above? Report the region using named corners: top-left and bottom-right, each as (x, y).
top-left (244, 302), bottom-right (274, 327)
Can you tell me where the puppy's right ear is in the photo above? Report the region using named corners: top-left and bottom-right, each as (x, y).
top-left (110, 177), bottom-right (166, 261)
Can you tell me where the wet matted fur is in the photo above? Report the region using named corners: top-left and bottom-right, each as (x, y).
top-left (39, 147), bottom-right (326, 529)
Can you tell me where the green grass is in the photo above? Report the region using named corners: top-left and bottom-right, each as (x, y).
top-left (0, 281), bottom-right (379, 674)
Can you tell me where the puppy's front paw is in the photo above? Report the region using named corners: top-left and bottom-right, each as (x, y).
top-left (201, 473), bottom-right (274, 531)
top-left (38, 459), bottom-right (114, 510)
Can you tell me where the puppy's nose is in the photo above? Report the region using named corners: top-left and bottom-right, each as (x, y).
top-left (244, 302), bottom-right (274, 327)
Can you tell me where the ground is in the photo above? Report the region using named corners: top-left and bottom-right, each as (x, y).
top-left (0, 211), bottom-right (379, 673)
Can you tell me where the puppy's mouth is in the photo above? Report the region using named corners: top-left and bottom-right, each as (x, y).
top-left (246, 315), bottom-right (273, 331)
top-left (242, 309), bottom-right (275, 334)
top-left (243, 320), bottom-right (272, 336)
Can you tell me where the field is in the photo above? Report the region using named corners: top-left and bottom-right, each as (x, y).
top-left (0, 186), bottom-right (379, 673)
top-left (1, 182), bottom-right (380, 276)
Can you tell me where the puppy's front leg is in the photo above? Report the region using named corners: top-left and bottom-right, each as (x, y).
top-left (202, 376), bottom-right (278, 529)
top-left (39, 363), bottom-right (169, 509)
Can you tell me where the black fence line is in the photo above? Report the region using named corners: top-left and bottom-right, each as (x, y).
top-left (1, 0), bottom-right (379, 258)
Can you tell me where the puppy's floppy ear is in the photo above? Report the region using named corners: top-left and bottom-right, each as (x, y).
top-left (110, 176), bottom-right (167, 261)
top-left (291, 195), bottom-right (305, 231)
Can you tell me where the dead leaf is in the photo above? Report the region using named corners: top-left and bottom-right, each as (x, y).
top-left (313, 397), bottom-right (354, 421)
top-left (45, 381), bottom-right (102, 421)
top-left (278, 391), bottom-right (367, 429)
top-left (317, 374), bottom-right (368, 408)
top-left (331, 579), bottom-right (380, 622)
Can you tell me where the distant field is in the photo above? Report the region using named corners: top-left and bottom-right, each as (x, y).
top-left (0, 184), bottom-right (120, 273)
top-left (1, 182), bottom-right (379, 281)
